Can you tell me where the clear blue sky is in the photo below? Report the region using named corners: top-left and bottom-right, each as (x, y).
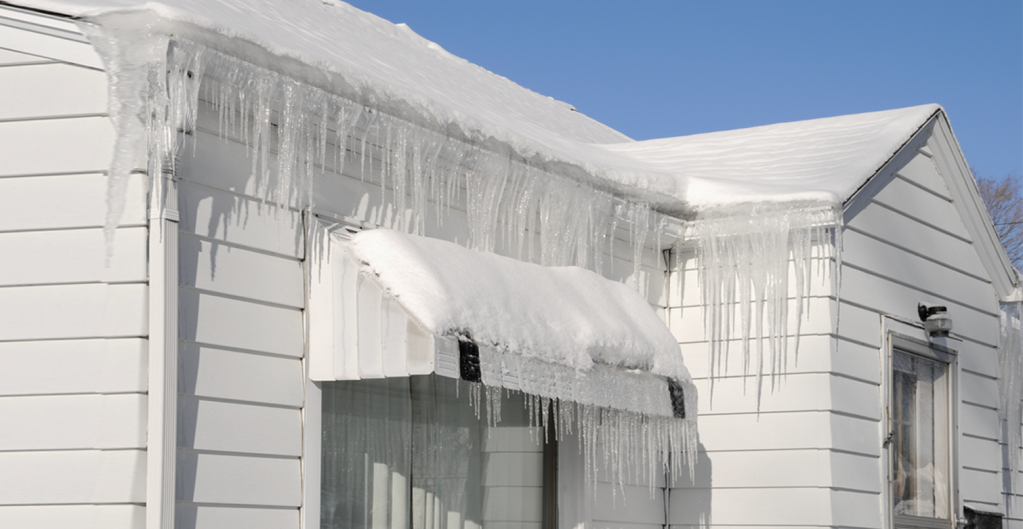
top-left (347, 1), bottom-right (1022, 179)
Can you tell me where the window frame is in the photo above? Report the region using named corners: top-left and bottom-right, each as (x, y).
top-left (884, 330), bottom-right (959, 529)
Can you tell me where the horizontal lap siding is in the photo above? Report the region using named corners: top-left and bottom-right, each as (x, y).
top-left (176, 112), bottom-right (306, 527)
top-left (839, 148), bottom-right (1004, 515)
top-left (668, 238), bottom-right (841, 526)
top-left (0, 11), bottom-right (149, 528)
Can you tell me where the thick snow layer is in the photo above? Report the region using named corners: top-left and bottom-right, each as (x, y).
top-left (600, 104), bottom-right (941, 209)
top-left (11, 0), bottom-right (939, 211)
top-left (347, 229), bottom-right (691, 383)
top-left (15, 0), bottom-right (685, 202)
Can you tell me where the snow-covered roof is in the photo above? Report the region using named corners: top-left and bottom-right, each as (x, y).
top-left (347, 229), bottom-right (691, 383)
top-left (601, 104), bottom-right (942, 209)
top-left (12, 0), bottom-right (940, 212)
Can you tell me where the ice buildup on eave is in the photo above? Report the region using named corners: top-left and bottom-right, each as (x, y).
top-left (19, 0), bottom-right (689, 208)
top-left (310, 229), bottom-right (698, 487)
top-left (17, 0), bottom-right (686, 287)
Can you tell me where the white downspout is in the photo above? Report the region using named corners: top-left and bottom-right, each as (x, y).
top-left (146, 172), bottom-right (179, 529)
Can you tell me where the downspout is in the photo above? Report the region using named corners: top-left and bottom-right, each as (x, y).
top-left (146, 171), bottom-right (179, 529)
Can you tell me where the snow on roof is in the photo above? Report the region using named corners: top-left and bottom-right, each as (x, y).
top-left (12, 0), bottom-right (941, 212)
top-left (347, 229), bottom-right (691, 383)
top-left (13, 1), bottom-right (650, 170)
top-left (600, 104), bottom-right (942, 209)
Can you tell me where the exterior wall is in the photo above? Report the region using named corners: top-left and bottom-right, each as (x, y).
top-left (0, 7), bottom-right (149, 529)
top-left (174, 110), bottom-right (306, 529)
top-left (837, 134), bottom-right (1003, 523)
top-left (666, 249), bottom-right (840, 528)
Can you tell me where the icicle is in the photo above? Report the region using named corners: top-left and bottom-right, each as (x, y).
top-left (628, 202), bottom-right (651, 288)
top-left (79, 19), bottom-right (171, 259)
top-left (1000, 301), bottom-right (1023, 501)
top-left (459, 380), bottom-right (696, 495)
top-left (689, 202), bottom-right (842, 405)
top-left (189, 41), bottom-right (670, 274)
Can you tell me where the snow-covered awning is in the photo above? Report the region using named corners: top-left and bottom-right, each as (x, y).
top-left (308, 227), bottom-right (694, 420)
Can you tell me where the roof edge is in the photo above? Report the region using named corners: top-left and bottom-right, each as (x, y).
top-left (928, 110), bottom-right (1021, 300)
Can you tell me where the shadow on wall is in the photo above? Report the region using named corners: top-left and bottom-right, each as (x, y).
top-left (671, 440), bottom-right (712, 528)
top-left (176, 135), bottom-right (305, 279)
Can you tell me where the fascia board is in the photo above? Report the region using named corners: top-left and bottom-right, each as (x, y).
top-left (927, 112), bottom-right (1020, 300)
top-left (842, 114), bottom-right (939, 222)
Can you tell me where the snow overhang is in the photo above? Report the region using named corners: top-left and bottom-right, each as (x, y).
top-left (308, 228), bottom-right (695, 420)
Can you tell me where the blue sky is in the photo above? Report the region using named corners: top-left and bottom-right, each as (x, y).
top-left (347, 1), bottom-right (1022, 179)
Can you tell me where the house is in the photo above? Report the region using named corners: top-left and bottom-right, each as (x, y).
top-left (0, 1), bottom-right (1018, 529)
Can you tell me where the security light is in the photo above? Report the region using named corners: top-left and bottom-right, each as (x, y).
top-left (918, 303), bottom-right (953, 337)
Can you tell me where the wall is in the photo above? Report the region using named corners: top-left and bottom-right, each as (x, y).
top-left (0, 7), bottom-right (149, 528)
top-left (665, 247), bottom-right (839, 528)
top-left (174, 106), bottom-right (306, 529)
top-left (839, 132), bottom-right (1004, 522)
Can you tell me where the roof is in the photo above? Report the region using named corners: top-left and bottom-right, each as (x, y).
top-left (9, 0), bottom-right (945, 213)
top-left (601, 104), bottom-right (942, 209)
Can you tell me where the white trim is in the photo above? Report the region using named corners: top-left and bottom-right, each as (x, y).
top-left (301, 378), bottom-right (322, 529)
top-left (882, 316), bottom-right (962, 529)
top-left (146, 175), bottom-right (178, 529)
top-left (843, 115), bottom-right (939, 222)
top-left (0, 5), bottom-right (104, 69)
top-left (927, 114), bottom-right (1020, 300)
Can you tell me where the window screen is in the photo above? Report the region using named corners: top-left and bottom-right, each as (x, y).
top-left (891, 348), bottom-right (950, 523)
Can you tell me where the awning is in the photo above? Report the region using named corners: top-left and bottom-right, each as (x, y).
top-left (308, 226), bottom-right (695, 420)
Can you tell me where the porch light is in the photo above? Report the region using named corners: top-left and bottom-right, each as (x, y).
top-left (918, 303), bottom-right (953, 337)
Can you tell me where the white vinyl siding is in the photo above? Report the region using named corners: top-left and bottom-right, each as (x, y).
top-left (666, 246), bottom-right (840, 528)
top-left (174, 108), bottom-right (307, 528)
top-left (0, 7), bottom-right (148, 529)
top-left (841, 142), bottom-right (1004, 517)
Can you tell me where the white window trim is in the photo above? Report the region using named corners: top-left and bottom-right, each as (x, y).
top-left (881, 316), bottom-right (961, 529)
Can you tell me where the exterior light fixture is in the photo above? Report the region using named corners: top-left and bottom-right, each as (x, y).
top-left (918, 303), bottom-right (953, 337)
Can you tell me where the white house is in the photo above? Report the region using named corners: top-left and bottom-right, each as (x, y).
top-left (0, 2), bottom-right (1018, 529)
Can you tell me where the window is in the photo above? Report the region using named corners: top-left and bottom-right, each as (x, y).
top-left (320, 375), bottom-right (555, 529)
top-left (889, 337), bottom-right (954, 529)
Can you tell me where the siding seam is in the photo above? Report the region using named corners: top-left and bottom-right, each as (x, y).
top-left (180, 340), bottom-right (302, 361)
top-left (869, 197), bottom-right (972, 243)
top-left (180, 285), bottom-right (304, 311)
top-left (892, 173), bottom-right (953, 203)
top-left (842, 261), bottom-right (998, 316)
top-left (179, 230), bottom-right (303, 262)
top-left (180, 394), bottom-right (302, 411)
top-left (0, 112), bottom-right (108, 124)
top-left (843, 224), bottom-right (991, 282)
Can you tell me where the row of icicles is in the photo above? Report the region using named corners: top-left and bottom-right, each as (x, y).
top-left (466, 381), bottom-right (698, 496)
top-left (92, 27), bottom-right (843, 491)
top-left (167, 39), bottom-right (668, 285)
